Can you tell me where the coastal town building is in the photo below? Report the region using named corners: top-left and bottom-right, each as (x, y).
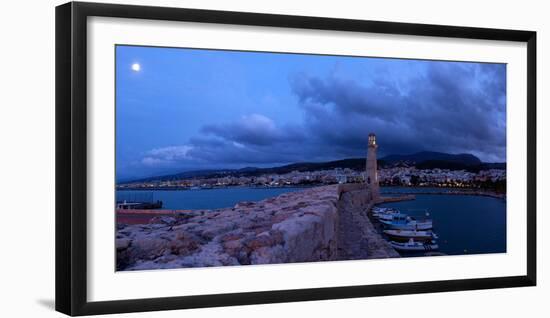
top-left (117, 132), bottom-right (505, 191)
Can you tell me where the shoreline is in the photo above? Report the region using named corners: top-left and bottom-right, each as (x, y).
top-left (116, 185), bottom-right (402, 270)
top-left (116, 185), bottom-right (316, 191)
top-left (115, 183), bottom-right (505, 270)
top-left (116, 184), bottom-right (505, 199)
top-left (116, 185), bottom-right (504, 220)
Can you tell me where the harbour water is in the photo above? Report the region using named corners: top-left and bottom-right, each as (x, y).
top-left (116, 187), bottom-right (306, 210)
top-left (377, 191), bottom-right (506, 256)
top-left (116, 186), bottom-right (506, 256)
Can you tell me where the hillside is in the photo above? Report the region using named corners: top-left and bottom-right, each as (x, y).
top-left (380, 151), bottom-right (482, 166)
top-left (121, 151), bottom-right (504, 184)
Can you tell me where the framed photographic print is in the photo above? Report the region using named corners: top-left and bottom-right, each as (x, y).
top-left (55, 1), bottom-right (536, 316)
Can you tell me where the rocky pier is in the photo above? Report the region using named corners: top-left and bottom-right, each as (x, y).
top-left (116, 184), bottom-right (400, 271)
top-left (337, 189), bottom-right (400, 260)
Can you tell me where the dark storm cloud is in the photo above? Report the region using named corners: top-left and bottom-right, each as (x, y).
top-left (288, 62), bottom-right (506, 162)
top-left (186, 114), bottom-right (315, 166)
top-left (142, 61), bottom-right (506, 170)
top-left (200, 114), bottom-right (305, 146)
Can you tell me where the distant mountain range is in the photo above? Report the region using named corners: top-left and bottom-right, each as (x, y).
top-left (381, 151), bottom-right (482, 166)
top-left (121, 151), bottom-right (505, 184)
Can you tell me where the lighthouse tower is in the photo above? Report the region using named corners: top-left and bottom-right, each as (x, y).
top-left (365, 133), bottom-right (380, 199)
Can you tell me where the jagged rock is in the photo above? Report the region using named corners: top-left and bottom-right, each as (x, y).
top-left (128, 237), bottom-right (169, 260)
top-left (150, 216), bottom-right (177, 225)
top-left (234, 201), bottom-right (255, 209)
top-left (116, 185), bottom-right (396, 271)
top-left (116, 238), bottom-right (131, 250)
top-left (244, 233), bottom-right (278, 250)
top-left (250, 245), bottom-right (286, 264)
top-left (222, 239), bottom-right (243, 256)
top-left (169, 232), bottom-right (201, 255)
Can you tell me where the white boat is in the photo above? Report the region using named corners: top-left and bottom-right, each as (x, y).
top-left (384, 229), bottom-right (438, 241)
top-left (372, 207), bottom-right (401, 219)
top-left (372, 207), bottom-right (396, 214)
top-left (379, 215), bottom-right (433, 230)
top-left (376, 212), bottom-right (409, 221)
top-left (115, 200), bottom-right (163, 210)
top-left (390, 238), bottom-right (439, 252)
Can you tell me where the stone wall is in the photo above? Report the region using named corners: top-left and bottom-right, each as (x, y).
top-left (337, 189), bottom-right (400, 259)
top-left (116, 183), bottom-right (398, 271)
top-left (117, 185), bottom-right (341, 270)
top-left (337, 183), bottom-right (367, 198)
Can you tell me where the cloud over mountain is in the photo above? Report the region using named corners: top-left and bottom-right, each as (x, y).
top-left (116, 45), bottom-right (506, 179)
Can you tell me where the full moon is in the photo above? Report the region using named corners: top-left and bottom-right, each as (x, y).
top-left (131, 63), bottom-right (141, 72)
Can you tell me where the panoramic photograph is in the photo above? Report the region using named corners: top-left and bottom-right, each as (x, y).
top-left (115, 45), bottom-right (507, 271)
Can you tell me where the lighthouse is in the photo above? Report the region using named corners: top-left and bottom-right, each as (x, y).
top-left (365, 133), bottom-right (380, 199)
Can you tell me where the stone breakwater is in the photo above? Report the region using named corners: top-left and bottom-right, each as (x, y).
top-left (116, 184), bottom-right (399, 271)
top-left (337, 189), bottom-right (401, 259)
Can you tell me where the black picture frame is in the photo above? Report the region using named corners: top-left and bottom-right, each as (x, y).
top-left (55, 1), bottom-right (537, 316)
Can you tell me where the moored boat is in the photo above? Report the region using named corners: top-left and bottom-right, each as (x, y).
top-left (384, 229), bottom-right (438, 241)
top-left (390, 238), bottom-right (439, 252)
top-left (379, 215), bottom-right (433, 230)
top-left (372, 207), bottom-right (402, 220)
top-left (116, 200), bottom-right (163, 210)
top-left (376, 212), bottom-right (409, 221)
top-left (372, 207), bottom-right (397, 214)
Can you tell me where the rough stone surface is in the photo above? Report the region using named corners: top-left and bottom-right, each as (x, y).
top-left (116, 184), bottom-right (399, 271)
top-left (337, 189), bottom-right (400, 260)
top-left (117, 185), bottom-right (341, 270)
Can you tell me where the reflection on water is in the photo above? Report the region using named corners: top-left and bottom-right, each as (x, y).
top-left (378, 193), bottom-right (506, 256)
top-left (116, 186), bottom-right (506, 256)
top-left (116, 187), bottom-right (306, 210)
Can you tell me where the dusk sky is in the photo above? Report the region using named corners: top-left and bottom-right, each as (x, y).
top-left (116, 45), bottom-right (506, 180)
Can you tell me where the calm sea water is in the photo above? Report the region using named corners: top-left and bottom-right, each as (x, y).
top-left (116, 186), bottom-right (506, 256)
top-left (378, 192), bottom-right (506, 256)
top-left (381, 187), bottom-right (456, 193)
top-left (116, 187), bottom-right (306, 210)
